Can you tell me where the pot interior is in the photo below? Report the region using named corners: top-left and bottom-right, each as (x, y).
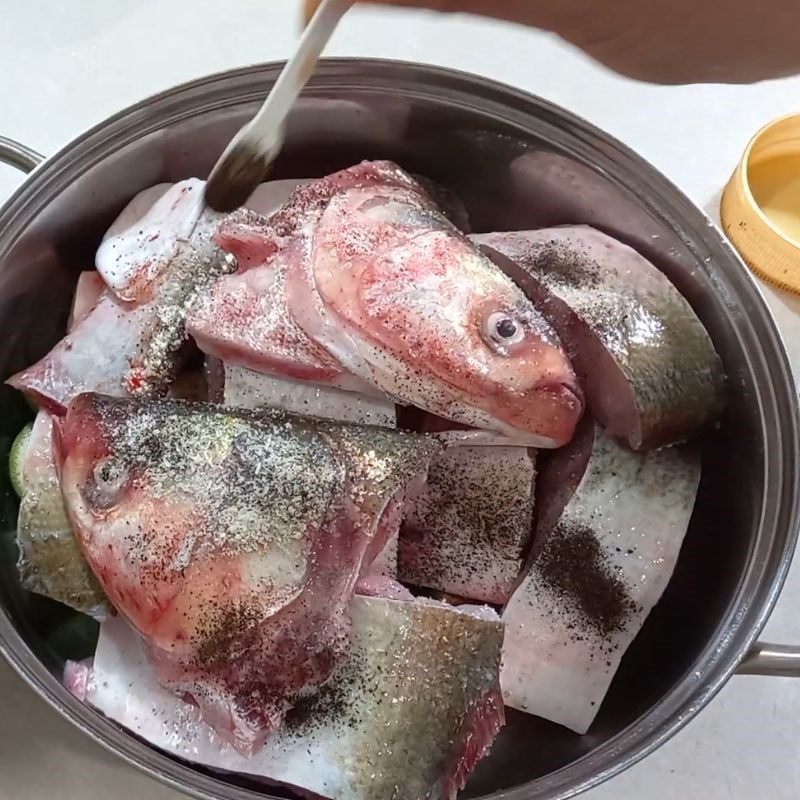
top-left (0, 62), bottom-right (795, 800)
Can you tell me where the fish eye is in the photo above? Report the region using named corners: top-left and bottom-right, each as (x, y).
top-left (482, 311), bottom-right (526, 353)
top-left (85, 457), bottom-right (129, 512)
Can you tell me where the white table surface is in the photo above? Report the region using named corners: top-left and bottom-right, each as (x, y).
top-left (2, 2), bottom-right (800, 799)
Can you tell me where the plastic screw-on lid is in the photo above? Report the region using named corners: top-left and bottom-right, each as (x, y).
top-left (721, 113), bottom-right (800, 294)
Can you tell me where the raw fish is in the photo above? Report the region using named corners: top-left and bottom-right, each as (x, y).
top-left (222, 364), bottom-right (396, 428)
top-left (56, 394), bottom-right (439, 753)
top-left (399, 445), bottom-right (536, 604)
top-left (95, 179), bottom-right (219, 302)
top-left (500, 419), bottom-right (700, 733)
top-left (15, 277), bottom-right (111, 614)
top-left (67, 271), bottom-right (105, 331)
top-left (9, 213), bottom-right (236, 410)
top-left (72, 595), bottom-right (504, 800)
top-left (190, 161), bottom-right (583, 447)
top-left (96, 178), bottom-right (309, 302)
top-left (475, 227), bottom-right (724, 449)
top-left (16, 411), bottom-right (107, 616)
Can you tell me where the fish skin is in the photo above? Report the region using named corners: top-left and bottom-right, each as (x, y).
top-left (500, 419), bottom-right (700, 733)
top-left (220, 361), bottom-right (401, 579)
top-left (221, 363), bottom-right (397, 427)
top-left (123, 236), bottom-right (237, 396)
top-left (96, 179), bottom-right (219, 303)
top-left (191, 161), bottom-right (583, 446)
top-left (74, 596), bottom-right (504, 800)
top-left (56, 393), bottom-right (440, 754)
top-left (96, 178), bottom-right (310, 302)
top-left (16, 411), bottom-right (108, 617)
top-left (474, 227), bottom-right (725, 450)
top-left (14, 278), bottom-right (110, 614)
top-left (7, 288), bottom-right (156, 413)
top-left (13, 278), bottom-right (206, 618)
top-left (188, 225), bottom-right (349, 386)
top-left (289, 164), bottom-right (583, 445)
top-left (7, 233), bottom-right (235, 412)
top-left (399, 444), bottom-right (536, 604)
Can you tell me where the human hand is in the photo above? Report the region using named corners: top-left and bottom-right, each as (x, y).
top-left (342, 0), bottom-right (800, 85)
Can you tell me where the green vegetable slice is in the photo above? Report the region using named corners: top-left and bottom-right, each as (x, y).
top-left (9, 422), bottom-right (33, 497)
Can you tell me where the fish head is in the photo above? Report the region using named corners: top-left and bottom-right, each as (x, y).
top-left (55, 393), bottom-right (139, 523)
top-left (346, 224), bottom-right (584, 447)
top-left (55, 393), bottom-right (226, 637)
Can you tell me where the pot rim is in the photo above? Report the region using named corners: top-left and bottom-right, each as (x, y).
top-left (0, 57), bottom-right (797, 800)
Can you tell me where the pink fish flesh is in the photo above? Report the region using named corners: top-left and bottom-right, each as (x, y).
top-left (96, 178), bottom-right (309, 302)
top-left (56, 394), bottom-right (439, 753)
top-left (399, 445), bottom-right (536, 604)
top-left (189, 161), bottom-right (583, 447)
top-left (67, 271), bottom-right (105, 331)
top-left (500, 418), bottom-right (700, 733)
top-left (71, 596), bottom-right (504, 800)
top-left (9, 215), bottom-right (236, 411)
top-left (474, 227), bottom-right (725, 449)
top-left (96, 179), bottom-right (220, 303)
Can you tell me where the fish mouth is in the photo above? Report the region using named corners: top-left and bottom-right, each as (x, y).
top-left (493, 379), bottom-right (585, 448)
top-left (536, 380), bottom-right (585, 412)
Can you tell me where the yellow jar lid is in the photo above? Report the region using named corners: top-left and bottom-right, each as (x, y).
top-left (721, 113), bottom-right (800, 294)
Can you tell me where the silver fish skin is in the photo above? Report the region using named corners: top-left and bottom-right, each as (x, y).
top-left (399, 444), bottom-right (536, 604)
top-left (7, 187), bottom-right (236, 411)
top-left (74, 595), bottom-right (505, 800)
top-left (16, 411), bottom-right (107, 617)
top-left (501, 418), bottom-right (700, 733)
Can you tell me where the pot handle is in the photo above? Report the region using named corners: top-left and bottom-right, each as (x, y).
top-left (0, 136), bottom-right (44, 173)
top-left (738, 643), bottom-right (800, 677)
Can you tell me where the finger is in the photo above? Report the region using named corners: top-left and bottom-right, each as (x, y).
top-left (302, 0), bottom-right (356, 26)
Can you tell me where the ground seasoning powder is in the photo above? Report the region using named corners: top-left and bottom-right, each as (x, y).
top-left (537, 522), bottom-right (640, 637)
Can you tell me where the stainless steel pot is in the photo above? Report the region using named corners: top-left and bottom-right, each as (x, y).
top-left (0, 59), bottom-right (799, 800)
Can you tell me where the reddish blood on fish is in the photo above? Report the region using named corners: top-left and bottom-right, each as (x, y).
top-left (56, 394), bottom-right (439, 754)
top-left (399, 444), bottom-right (536, 605)
top-left (8, 289), bottom-right (158, 413)
top-left (189, 231), bottom-right (352, 386)
top-left (474, 227), bottom-right (725, 450)
top-left (74, 596), bottom-right (504, 800)
top-left (190, 161), bottom-right (583, 447)
top-left (20, 178), bottom-right (292, 408)
top-left (500, 418), bottom-right (700, 733)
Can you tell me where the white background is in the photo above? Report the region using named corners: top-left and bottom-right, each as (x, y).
top-left (1, 2), bottom-right (800, 799)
